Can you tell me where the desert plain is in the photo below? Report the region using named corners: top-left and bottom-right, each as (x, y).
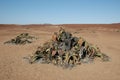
top-left (0, 24), bottom-right (120, 80)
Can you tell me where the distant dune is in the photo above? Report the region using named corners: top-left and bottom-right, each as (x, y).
top-left (0, 23), bottom-right (120, 29)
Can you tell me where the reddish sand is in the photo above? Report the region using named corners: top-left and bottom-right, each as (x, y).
top-left (0, 24), bottom-right (120, 80)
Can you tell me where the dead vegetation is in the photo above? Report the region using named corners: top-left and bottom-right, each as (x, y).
top-left (27, 28), bottom-right (110, 69)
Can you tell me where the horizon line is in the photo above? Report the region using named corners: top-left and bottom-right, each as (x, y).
top-left (0, 22), bottom-right (120, 25)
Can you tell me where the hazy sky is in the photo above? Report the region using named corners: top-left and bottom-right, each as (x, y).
top-left (0, 0), bottom-right (120, 24)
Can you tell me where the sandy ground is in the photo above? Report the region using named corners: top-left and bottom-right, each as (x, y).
top-left (0, 24), bottom-right (120, 80)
